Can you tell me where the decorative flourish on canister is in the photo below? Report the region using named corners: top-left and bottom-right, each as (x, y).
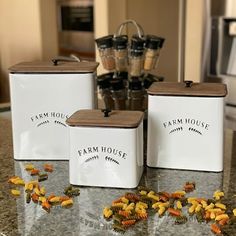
top-left (54, 120), bottom-right (67, 127)
top-left (37, 120), bottom-right (50, 127)
top-left (105, 156), bottom-right (120, 165)
top-left (169, 126), bottom-right (183, 134)
top-left (188, 127), bottom-right (202, 135)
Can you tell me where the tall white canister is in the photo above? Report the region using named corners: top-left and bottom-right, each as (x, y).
top-left (147, 81), bottom-right (227, 171)
top-left (67, 109), bottom-right (144, 188)
top-left (9, 60), bottom-right (99, 160)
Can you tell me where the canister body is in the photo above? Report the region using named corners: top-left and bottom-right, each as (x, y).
top-left (10, 73), bottom-right (95, 160)
top-left (69, 124), bottom-right (143, 188)
top-left (147, 95), bottom-right (224, 171)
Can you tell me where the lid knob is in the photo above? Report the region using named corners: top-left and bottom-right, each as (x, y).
top-left (102, 109), bottom-right (111, 117)
top-left (184, 80), bottom-right (193, 88)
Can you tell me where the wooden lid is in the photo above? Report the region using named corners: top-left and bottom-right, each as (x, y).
top-left (9, 61), bottom-right (99, 73)
top-left (147, 81), bottom-right (227, 97)
top-left (66, 109), bottom-right (144, 128)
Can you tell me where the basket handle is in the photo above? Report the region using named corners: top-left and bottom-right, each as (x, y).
top-left (52, 55), bottom-right (81, 66)
top-left (114, 19), bottom-right (144, 38)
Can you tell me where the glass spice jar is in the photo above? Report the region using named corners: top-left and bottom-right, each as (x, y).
top-left (97, 73), bottom-right (114, 110)
top-left (110, 78), bottom-right (127, 110)
top-left (113, 35), bottom-right (128, 72)
top-left (129, 36), bottom-right (145, 77)
top-left (128, 77), bottom-right (145, 111)
top-left (95, 35), bottom-right (115, 71)
top-left (144, 35), bottom-right (165, 71)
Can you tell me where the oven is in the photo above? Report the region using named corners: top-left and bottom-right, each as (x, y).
top-left (57, 0), bottom-right (95, 59)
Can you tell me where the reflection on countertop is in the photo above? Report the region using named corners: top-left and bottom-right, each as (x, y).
top-left (0, 110), bottom-right (236, 236)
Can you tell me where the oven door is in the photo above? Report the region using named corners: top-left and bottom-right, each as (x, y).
top-left (57, 0), bottom-right (95, 58)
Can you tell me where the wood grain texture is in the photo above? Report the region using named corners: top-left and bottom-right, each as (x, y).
top-left (147, 82), bottom-right (227, 97)
top-left (66, 109), bottom-right (144, 128)
top-left (9, 61), bottom-right (99, 73)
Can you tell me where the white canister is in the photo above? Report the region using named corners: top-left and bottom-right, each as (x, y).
top-left (9, 60), bottom-right (99, 160)
top-left (67, 109), bottom-right (144, 188)
top-left (147, 81), bottom-right (227, 172)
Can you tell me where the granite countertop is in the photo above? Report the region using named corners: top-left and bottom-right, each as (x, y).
top-left (0, 113), bottom-right (236, 236)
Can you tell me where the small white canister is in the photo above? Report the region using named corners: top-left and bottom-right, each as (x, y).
top-left (9, 60), bottom-right (99, 160)
top-left (147, 81), bottom-right (227, 172)
top-left (67, 109), bottom-right (144, 188)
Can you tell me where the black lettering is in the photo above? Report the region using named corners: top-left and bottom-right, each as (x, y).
top-left (107, 147), bottom-right (112, 153)
top-left (101, 146), bottom-right (106, 152)
top-left (43, 113), bottom-right (49, 118)
top-left (78, 150), bottom-right (82, 156)
top-left (113, 149), bottom-right (118, 155)
top-left (163, 122), bottom-right (167, 128)
top-left (205, 124), bottom-right (210, 130)
top-left (93, 146), bottom-right (99, 152)
top-left (51, 112), bottom-right (55, 117)
top-left (190, 119), bottom-right (195, 125)
top-left (177, 119), bottom-right (183, 124)
top-left (118, 150), bottom-right (122, 157)
top-left (122, 153), bottom-right (127, 159)
top-left (173, 120), bottom-right (176, 125)
top-left (185, 118), bottom-right (190, 124)
top-left (31, 117), bottom-right (34, 122)
top-left (39, 114), bottom-right (43, 119)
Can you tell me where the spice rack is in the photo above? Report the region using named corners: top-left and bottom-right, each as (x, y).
top-left (95, 19), bottom-right (165, 111)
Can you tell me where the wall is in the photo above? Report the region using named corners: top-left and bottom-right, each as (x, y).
top-left (0, 0), bottom-right (58, 103)
top-left (126, 0), bottom-right (181, 82)
top-left (184, 0), bottom-right (206, 82)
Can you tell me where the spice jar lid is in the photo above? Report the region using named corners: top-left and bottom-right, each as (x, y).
top-left (145, 35), bottom-right (165, 49)
top-left (95, 35), bottom-right (113, 49)
top-left (129, 78), bottom-right (142, 90)
top-left (143, 74), bottom-right (164, 89)
top-left (130, 36), bottom-right (145, 51)
top-left (9, 61), bottom-right (99, 73)
top-left (113, 35), bottom-right (128, 50)
top-left (110, 79), bottom-right (125, 90)
top-left (147, 81), bottom-right (227, 97)
top-left (97, 73), bottom-right (114, 89)
top-left (66, 109), bottom-right (144, 128)
top-left (114, 71), bottom-right (128, 80)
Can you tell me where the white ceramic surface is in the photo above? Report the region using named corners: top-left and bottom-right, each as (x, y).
top-left (69, 123), bottom-right (143, 188)
top-left (147, 95), bottom-right (225, 171)
top-left (10, 73), bottom-right (95, 160)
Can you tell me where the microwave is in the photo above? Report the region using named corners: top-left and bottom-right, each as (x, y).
top-left (57, 0), bottom-right (95, 56)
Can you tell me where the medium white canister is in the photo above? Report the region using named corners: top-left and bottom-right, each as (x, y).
top-left (67, 109), bottom-right (144, 188)
top-left (147, 81), bottom-right (227, 172)
top-left (9, 60), bottom-right (99, 160)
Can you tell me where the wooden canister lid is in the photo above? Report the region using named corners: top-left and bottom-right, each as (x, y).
top-left (147, 81), bottom-right (227, 97)
top-left (9, 61), bottom-right (99, 73)
top-left (66, 109), bottom-right (144, 128)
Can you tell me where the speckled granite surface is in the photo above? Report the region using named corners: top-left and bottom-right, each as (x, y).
top-left (0, 115), bottom-right (236, 236)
